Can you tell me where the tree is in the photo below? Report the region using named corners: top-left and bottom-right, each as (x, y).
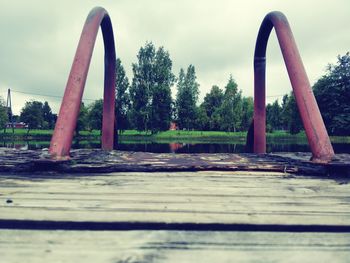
top-left (115, 58), bottom-right (130, 133)
top-left (42, 101), bottom-right (54, 129)
top-left (195, 105), bottom-right (210, 131)
top-left (266, 100), bottom-right (282, 131)
top-left (280, 94), bottom-right (290, 130)
top-left (129, 42), bottom-right (174, 133)
top-left (219, 75), bottom-right (242, 132)
top-left (313, 52), bottom-right (350, 135)
top-left (88, 99), bottom-right (103, 131)
top-left (0, 97), bottom-right (8, 130)
top-left (150, 47), bottom-right (175, 133)
top-left (19, 101), bottom-right (55, 133)
top-left (130, 42), bottom-right (155, 131)
top-left (210, 110), bottom-right (223, 131)
top-left (75, 102), bottom-right (88, 136)
top-left (20, 101), bottom-right (44, 134)
top-left (283, 92), bottom-right (303, 134)
top-left (175, 68), bottom-right (186, 126)
top-left (176, 65), bottom-right (199, 130)
top-left (202, 85), bottom-right (224, 117)
top-left (201, 85), bottom-right (224, 130)
top-left (241, 96), bottom-right (254, 131)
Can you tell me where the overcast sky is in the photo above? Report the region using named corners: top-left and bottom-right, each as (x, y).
top-left (0, 0), bottom-right (349, 114)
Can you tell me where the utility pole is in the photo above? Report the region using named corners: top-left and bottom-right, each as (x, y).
top-left (4, 88), bottom-right (14, 134)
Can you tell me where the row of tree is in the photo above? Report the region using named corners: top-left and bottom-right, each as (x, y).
top-left (0, 100), bottom-right (56, 133)
top-left (265, 52), bottom-right (350, 136)
top-left (0, 43), bottom-right (349, 136)
top-left (115, 43), bottom-right (350, 135)
top-left (117, 42), bottom-right (254, 133)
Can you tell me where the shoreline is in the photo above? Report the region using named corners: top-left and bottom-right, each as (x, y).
top-left (0, 129), bottom-right (349, 145)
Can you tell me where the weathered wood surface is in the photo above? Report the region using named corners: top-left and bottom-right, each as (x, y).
top-left (0, 148), bottom-right (349, 176)
top-left (1, 170), bottom-right (350, 262)
top-left (1, 229), bottom-right (349, 263)
top-left (1, 171), bottom-right (350, 228)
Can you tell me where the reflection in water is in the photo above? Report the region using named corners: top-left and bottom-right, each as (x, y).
top-left (169, 143), bottom-right (183, 153)
top-left (1, 140), bottom-right (350, 154)
top-left (2, 140), bottom-right (28, 150)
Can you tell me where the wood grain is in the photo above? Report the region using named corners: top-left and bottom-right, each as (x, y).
top-left (1, 230), bottom-right (350, 263)
top-left (1, 171), bottom-right (350, 227)
top-left (1, 170), bottom-right (350, 262)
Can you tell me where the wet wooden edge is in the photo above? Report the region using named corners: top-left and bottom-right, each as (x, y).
top-left (0, 148), bottom-right (349, 177)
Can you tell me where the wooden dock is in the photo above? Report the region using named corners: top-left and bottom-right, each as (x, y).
top-left (1, 149), bottom-right (350, 262)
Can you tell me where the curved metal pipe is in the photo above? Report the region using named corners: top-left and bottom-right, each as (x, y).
top-left (49, 7), bottom-right (116, 159)
top-left (253, 11), bottom-right (334, 162)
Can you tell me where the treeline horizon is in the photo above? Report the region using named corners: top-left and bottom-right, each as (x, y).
top-left (0, 43), bottom-right (349, 136)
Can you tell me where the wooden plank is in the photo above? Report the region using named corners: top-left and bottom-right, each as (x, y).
top-left (1, 229), bottom-right (350, 263)
top-left (1, 171), bottom-right (350, 227)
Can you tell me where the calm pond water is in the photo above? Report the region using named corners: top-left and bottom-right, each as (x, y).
top-left (2, 140), bottom-right (350, 154)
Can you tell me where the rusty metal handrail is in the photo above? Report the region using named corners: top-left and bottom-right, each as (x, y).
top-left (49, 7), bottom-right (116, 159)
top-left (253, 11), bottom-right (334, 163)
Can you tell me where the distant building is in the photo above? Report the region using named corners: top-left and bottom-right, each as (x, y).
top-left (169, 122), bottom-right (178, 130)
top-left (6, 122), bottom-right (28, 129)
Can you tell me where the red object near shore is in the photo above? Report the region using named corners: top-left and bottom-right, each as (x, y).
top-left (169, 122), bottom-right (178, 131)
top-left (6, 122), bottom-right (27, 129)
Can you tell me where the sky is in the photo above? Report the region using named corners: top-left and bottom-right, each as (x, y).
top-left (0, 0), bottom-right (349, 115)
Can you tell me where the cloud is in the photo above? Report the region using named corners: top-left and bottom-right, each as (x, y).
top-left (0, 0), bottom-right (349, 114)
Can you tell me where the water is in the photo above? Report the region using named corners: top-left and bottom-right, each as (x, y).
top-left (2, 140), bottom-right (350, 154)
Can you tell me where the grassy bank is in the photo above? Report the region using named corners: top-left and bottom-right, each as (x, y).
top-left (1, 129), bottom-right (349, 144)
top-left (0, 129), bottom-right (99, 140)
top-left (119, 130), bottom-right (247, 143)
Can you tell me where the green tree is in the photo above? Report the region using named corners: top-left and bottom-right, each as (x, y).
top-left (150, 47), bottom-right (175, 133)
top-left (219, 75), bottom-right (242, 132)
top-left (280, 94), bottom-right (290, 131)
top-left (0, 97), bottom-right (8, 129)
top-left (88, 99), bottom-right (103, 131)
top-left (202, 85), bottom-right (224, 117)
top-left (241, 96), bottom-right (253, 131)
top-left (75, 102), bottom-right (88, 136)
top-left (283, 92), bottom-right (303, 134)
top-left (20, 101), bottom-right (44, 134)
top-left (195, 105), bottom-right (210, 131)
top-left (201, 85), bottom-right (224, 130)
top-left (210, 110), bottom-right (223, 131)
top-left (313, 52), bottom-right (350, 135)
top-left (176, 65), bottom-right (199, 130)
top-left (175, 68), bottom-right (185, 124)
top-left (42, 101), bottom-right (54, 129)
top-left (19, 101), bottom-right (55, 133)
top-left (266, 100), bottom-right (282, 132)
top-left (130, 42), bottom-right (174, 132)
top-left (115, 58), bottom-right (130, 133)
top-left (130, 42), bottom-right (155, 131)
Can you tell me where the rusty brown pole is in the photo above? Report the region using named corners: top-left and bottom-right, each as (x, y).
top-left (253, 11), bottom-right (334, 163)
top-left (49, 7), bottom-right (116, 159)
